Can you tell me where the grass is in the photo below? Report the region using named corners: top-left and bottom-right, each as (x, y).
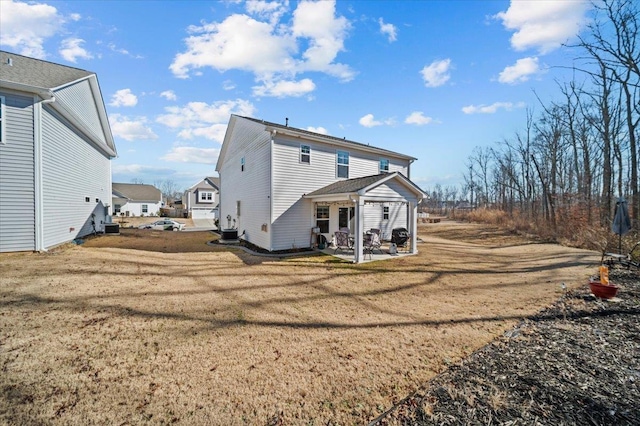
top-left (0, 222), bottom-right (599, 424)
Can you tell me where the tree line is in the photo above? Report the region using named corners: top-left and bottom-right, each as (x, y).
top-left (425, 0), bottom-right (639, 246)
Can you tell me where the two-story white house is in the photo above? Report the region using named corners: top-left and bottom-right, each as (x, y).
top-left (216, 115), bottom-right (426, 263)
top-left (0, 51), bottom-right (116, 252)
top-left (183, 176), bottom-right (220, 221)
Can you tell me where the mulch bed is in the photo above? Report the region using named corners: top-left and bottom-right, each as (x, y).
top-left (372, 269), bottom-right (640, 425)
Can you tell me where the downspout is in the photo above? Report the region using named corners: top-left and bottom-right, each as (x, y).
top-left (34, 91), bottom-right (56, 251)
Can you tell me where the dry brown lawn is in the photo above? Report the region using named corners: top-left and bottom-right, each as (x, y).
top-left (0, 221), bottom-right (599, 425)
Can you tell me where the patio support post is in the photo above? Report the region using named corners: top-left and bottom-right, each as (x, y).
top-left (409, 200), bottom-right (418, 253)
top-left (354, 196), bottom-right (365, 263)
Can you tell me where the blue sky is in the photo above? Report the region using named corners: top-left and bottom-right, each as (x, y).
top-left (0, 0), bottom-right (594, 192)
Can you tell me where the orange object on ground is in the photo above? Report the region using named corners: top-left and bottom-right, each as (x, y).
top-left (599, 265), bottom-right (610, 285)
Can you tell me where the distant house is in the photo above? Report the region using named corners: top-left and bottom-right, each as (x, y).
top-left (216, 115), bottom-right (426, 263)
top-left (0, 51), bottom-right (117, 252)
top-left (183, 176), bottom-right (220, 220)
top-left (112, 183), bottom-right (162, 217)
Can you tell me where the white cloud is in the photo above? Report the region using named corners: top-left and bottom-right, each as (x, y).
top-left (156, 99), bottom-right (255, 143)
top-left (359, 114), bottom-right (382, 128)
top-left (252, 78), bottom-right (315, 97)
top-left (462, 101), bottom-right (526, 114)
top-left (307, 126), bottom-right (328, 135)
top-left (160, 90), bottom-right (177, 101)
top-left (420, 59), bottom-right (452, 88)
top-left (109, 114), bottom-right (158, 141)
top-left (378, 18), bottom-right (397, 42)
top-left (498, 56), bottom-right (543, 84)
top-left (495, 0), bottom-right (591, 54)
top-left (161, 146), bottom-right (220, 164)
top-left (0, 0), bottom-right (64, 58)
top-left (177, 124), bottom-right (228, 142)
top-left (222, 80), bottom-right (236, 91)
top-left (110, 89), bottom-right (138, 107)
top-left (405, 111), bottom-right (434, 125)
top-left (170, 0), bottom-right (353, 97)
top-left (59, 38), bottom-right (93, 63)
top-left (245, 0), bottom-right (288, 25)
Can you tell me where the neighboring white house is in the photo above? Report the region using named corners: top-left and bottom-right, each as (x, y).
top-left (216, 115), bottom-right (426, 263)
top-left (183, 176), bottom-right (220, 220)
top-left (0, 50), bottom-right (117, 252)
top-left (112, 183), bottom-right (163, 217)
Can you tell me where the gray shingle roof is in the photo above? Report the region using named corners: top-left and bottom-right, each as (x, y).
top-left (205, 176), bottom-right (220, 189)
top-left (1, 50), bottom-right (93, 89)
top-left (237, 115), bottom-right (416, 161)
top-left (112, 183), bottom-right (162, 202)
top-left (305, 174), bottom-right (391, 197)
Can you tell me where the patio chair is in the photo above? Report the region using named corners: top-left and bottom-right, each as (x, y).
top-left (334, 230), bottom-right (353, 254)
top-left (363, 231), bottom-right (382, 259)
top-left (365, 231), bottom-right (382, 254)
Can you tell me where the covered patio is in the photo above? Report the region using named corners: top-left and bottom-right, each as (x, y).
top-left (304, 172), bottom-right (426, 263)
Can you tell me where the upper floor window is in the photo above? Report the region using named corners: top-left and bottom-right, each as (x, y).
top-left (337, 150), bottom-right (349, 178)
top-left (199, 191), bottom-right (214, 203)
top-left (300, 144), bottom-right (310, 164)
top-left (379, 158), bottom-right (389, 173)
top-left (0, 96), bottom-right (5, 145)
top-left (241, 156), bottom-right (245, 172)
top-left (383, 206), bottom-right (390, 220)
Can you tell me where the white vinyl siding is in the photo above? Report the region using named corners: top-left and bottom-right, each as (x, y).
top-left (0, 92), bottom-right (36, 252)
top-left (41, 106), bottom-right (111, 248)
top-left (218, 117), bottom-right (271, 249)
top-left (271, 135), bottom-right (412, 250)
top-left (54, 79), bottom-right (106, 146)
top-left (0, 95), bottom-right (5, 144)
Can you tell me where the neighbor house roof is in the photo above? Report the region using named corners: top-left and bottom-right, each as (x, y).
top-left (187, 176), bottom-right (220, 192)
top-left (112, 183), bottom-right (162, 202)
top-left (304, 171), bottom-right (426, 200)
top-left (0, 50), bottom-right (117, 158)
top-left (238, 115), bottom-right (417, 161)
top-left (0, 50), bottom-right (93, 89)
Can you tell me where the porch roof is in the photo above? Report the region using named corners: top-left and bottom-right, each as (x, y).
top-left (303, 172), bottom-right (426, 201)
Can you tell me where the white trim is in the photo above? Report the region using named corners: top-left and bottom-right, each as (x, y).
top-left (0, 95), bottom-right (5, 145)
top-left (33, 98), bottom-right (45, 251)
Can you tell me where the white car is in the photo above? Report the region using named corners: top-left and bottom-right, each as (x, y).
top-left (138, 219), bottom-right (185, 231)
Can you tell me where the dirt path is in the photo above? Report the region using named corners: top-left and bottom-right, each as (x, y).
top-left (0, 221), bottom-right (601, 424)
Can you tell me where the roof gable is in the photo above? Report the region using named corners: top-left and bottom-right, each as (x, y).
top-left (1, 50), bottom-right (117, 158)
top-left (304, 172), bottom-right (426, 200)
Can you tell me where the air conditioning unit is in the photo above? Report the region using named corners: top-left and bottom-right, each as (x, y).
top-left (104, 223), bottom-right (120, 235)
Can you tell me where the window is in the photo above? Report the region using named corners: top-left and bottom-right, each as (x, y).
top-left (316, 205), bottom-right (329, 233)
top-left (241, 157), bottom-right (245, 172)
top-left (383, 206), bottom-right (389, 220)
top-left (0, 96), bottom-right (5, 145)
top-left (379, 158), bottom-right (389, 173)
top-left (142, 204), bottom-right (148, 213)
top-left (199, 191), bottom-right (213, 202)
top-left (337, 150), bottom-right (349, 178)
top-left (114, 204), bottom-right (121, 214)
top-left (300, 144), bottom-right (310, 164)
